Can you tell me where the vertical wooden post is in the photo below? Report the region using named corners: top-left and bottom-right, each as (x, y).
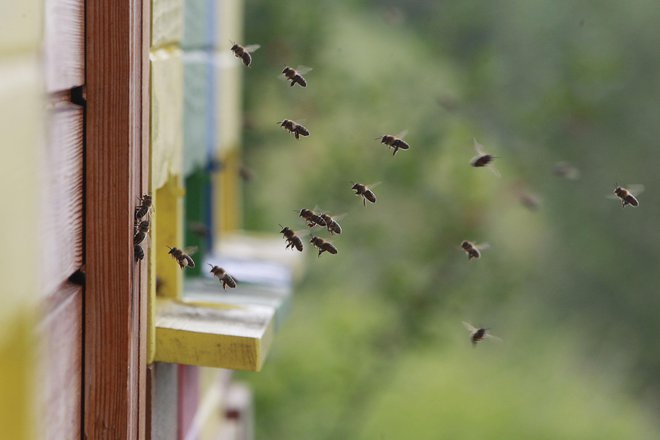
top-left (85, 0), bottom-right (148, 437)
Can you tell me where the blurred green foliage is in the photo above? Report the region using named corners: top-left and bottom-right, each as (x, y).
top-left (239, 0), bottom-right (660, 438)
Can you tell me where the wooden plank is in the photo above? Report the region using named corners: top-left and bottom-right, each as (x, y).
top-left (44, 0), bottom-right (84, 92)
top-left (150, 363), bottom-right (178, 440)
top-left (182, 0), bottom-right (215, 50)
top-left (154, 299), bottom-right (274, 371)
top-left (41, 103), bottom-right (83, 296)
top-left (183, 51), bottom-right (213, 176)
top-left (85, 0), bottom-right (147, 437)
top-left (215, 149), bottom-right (241, 233)
top-left (214, 55), bottom-right (242, 156)
top-left (0, 58), bottom-right (41, 440)
top-left (155, 175), bottom-right (185, 300)
top-left (151, 0), bottom-right (183, 48)
top-left (38, 284), bottom-right (82, 440)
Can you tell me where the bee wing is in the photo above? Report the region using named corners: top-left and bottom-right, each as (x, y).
top-left (394, 129), bottom-right (408, 139)
top-left (328, 212), bottom-right (348, 221)
top-left (488, 165), bottom-right (502, 178)
top-left (485, 333), bottom-right (503, 342)
top-left (475, 243), bottom-right (490, 250)
top-left (243, 44), bottom-right (260, 53)
top-left (473, 138), bottom-right (486, 155)
top-left (367, 181), bottom-right (382, 189)
top-left (183, 246), bottom-right (198, 256)
top-left (295, 65), bottom-right (313, 75)
top-left (294, 229), bottom-right (310, 237)
top-left (626, 184), bottom-right (645, 196)
top-left (462, 321), bottom-right (478, 333)
top-left (606, 193), bottom-right (619, 200)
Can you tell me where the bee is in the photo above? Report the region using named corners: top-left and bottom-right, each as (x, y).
top-left (208, 264), bottom-right (237, 290)
top-left (167, 246), bottom-right (196, 269)
top-left (470, 139), bottom-right (500, 176)
top-left (611, 184), bottom-right (643, 207)
top-left (134, 243), bottom-right (145, 262)
top-left (460, 240), bottom-right (489, 260)
top-left (188, 221), bottom-right (210, 238)
top-left (319, 212), bottom-right (344, 235)
top-left (352, 182), bottom-right (380, 206)
top-left (281, 65), bottom-right (312, 87)
top-left (511, 183), bottom-right (541, 212)
top-left (230, 42), bottom-right (260, 67)
top-left (553, 161), bottom-right (580, 180)
top-left (135, 194), bottom-right (153, 221)
top-left (378, 130), bottom-right (410, 156)
top-left (310, 236), bottom-right (338, 257)
top-left (280, 225), bottom-right (304, 252)
top-left (134, 219), bottom-right (150, 245)
top-left (298, 208), bottom-right (326, 228)
top-left (278, 119), bottom-right (310, 139)
top-left (462, 322), bottom-right (502, 347)
top-left (239, 164), bottom-right (255, 183)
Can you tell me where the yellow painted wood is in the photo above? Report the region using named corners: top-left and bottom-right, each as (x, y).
top-left (150, 48), bottom-right (183, 190)
top-left (216, 0), bottom-right (243, 49)
top-left (0, 1), bottom-right (42, 55)
top-left (151, 0), bottom-right (183, 48)
top-left (154, 299), bottom-right (274, 371)
top-left (0, 58), bottom-right (41, 440)
top-left (213, 148), bottom-right (241, 234)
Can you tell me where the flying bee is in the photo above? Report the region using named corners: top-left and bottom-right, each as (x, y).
top-left (281, 65), bottom-right (312, 87)
top-left (310, 236), bottom-right (338, 257)
top-left (135, 193), bottom-right (153, 221)
top-left (134, 243), bottom-right (145, 262)
top-left (610, 184), bottom-right (644, 207)
top-left (352, 182), bottom-right (380, 206)
top-left (230, 42), bottom-right (261, 67)
top-left (167, 246), bottom-right (197, 269)
top-left (188, 221), bottom-right (210, 238)
top-left (553, 161), bottom-right (580, 180)
top-left (207, 264), bottom-right (237, 290)
top-left (460, 240), bottom-right (489, 260)
top-left (298, 208), bottom-right (326, 228)
top-left (277, 119), bottom-right (310, 139)
top-left (280, 225), bottom-right (304, 252)
top-left (462, 322), bottom-right (502, 347)
top-left (470, 139), bottom-right (500, 177)
top-left (377, 130), bottom-right (410, 156)
top-left (319, 212), bottom-right (345, 235)
top-left (239, 164), bottom-right (255, 183)
top-left (133, 219), bottom-right (150, 245)
top-left (511, 183), bottom-right (541, 212)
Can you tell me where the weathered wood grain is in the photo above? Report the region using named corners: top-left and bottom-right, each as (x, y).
top-left (44, 0), bottom-right (84, 92)
top-left (41, 103), bottom-right (83, 296)
top-left (85, 0), bottom-right (148, 437)
top-left (38, 283), bottom-right (82, 440)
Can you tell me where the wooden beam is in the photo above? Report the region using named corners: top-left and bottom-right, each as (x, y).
top-left (85, 0), bottom-right (148, 437)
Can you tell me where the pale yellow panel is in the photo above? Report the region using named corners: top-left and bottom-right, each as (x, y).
top-left (216, 0), bottom-right (243, 48)
top-left (0, 58), bottom-right (41, 440)
top-left (151, 0), bottom-right (183, 48)
top-left (214, 53), bottom-right (242, 156)
top-left (151, 48), bottom-right (183, 189)
top-left (0, 1), bottom-right (42, 55)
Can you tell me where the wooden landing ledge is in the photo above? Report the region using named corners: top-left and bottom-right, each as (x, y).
top-left (154, 299), bottom-right (275, 371)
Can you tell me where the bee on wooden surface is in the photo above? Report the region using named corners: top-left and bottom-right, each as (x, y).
top-left (611, 184), bottom-right (643, 207)
top-left (470, 139), bottom-right (500, 177)
top-left (460, 240), bottom-right (489, 260)
top-left (319, 212), bottom-right (345, 235)
top-left (135, 194), bottom-right (153, 221)
top-left (310, 236), bottom-right (338, 257)
top-left (553, 161), bottom-right (580, 180)
top-left (280, 225), bottom-right (304, 252)
top-left (167, 246), bottom-right (196, 269)
top-left (298, 208), bottom-right (326, 228)
top-left (134, 243), bottom-right (145, 262)
top-left (462, 322), bottom-right (502, 347)
top-left (352, 182), bottom-right (380, 206)
top-left (282, 65), bottom-right (312, 87)
top-left (278, 119), bottom-right (310, 139)
top-left (208, 264), bottom-right (237, 290)
top-left (230, 42), bottom-right (261, 67)
top-left (134, 219), bottom-right (150, 245)
top-left (378, 130), bottom-right (410, 156)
